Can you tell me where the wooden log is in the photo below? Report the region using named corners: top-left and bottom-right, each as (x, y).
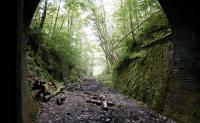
top-left (91, 96), bottom-right (98, 100)
top-left (102, 100), bottom-right (108, 110)
top-left (86, 99), bottom-right (114, 104)
top-left (86, 92), bottom-right (115, 110)
top-left (86, 99), bottom-right (102, 105)
top-left (100, 94), bottom-right (108, 109)
top-left (44, 86), bottom-right (64, 102)
top-left (107, 101), bottom-right (115, 106)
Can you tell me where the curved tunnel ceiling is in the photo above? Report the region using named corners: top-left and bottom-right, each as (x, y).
top-left (158, 0), bottom-right (199, 30)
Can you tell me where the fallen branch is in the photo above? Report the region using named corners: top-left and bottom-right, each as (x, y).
top-left (112, 10), bottom-right (162, 50)
top-left (44, 86), bottom-right (65, 102)
top-left (100, 94), bottom-right (108, 110)
top-left (87, 99), bottom-right (115, 105)
top-left (86, 99), bottom-right (102, 105)
top-left (102, 100), bottom-right (108, 110)
top-left (107, 101), bottom-right (115, 106)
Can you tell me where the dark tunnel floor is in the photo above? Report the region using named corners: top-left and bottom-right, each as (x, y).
top-left (34, 77), bottom-right (176, 123)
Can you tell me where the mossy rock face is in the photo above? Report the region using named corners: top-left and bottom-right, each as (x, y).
top-left (113, 38), bottom-right (200, 123)
top-left (113, 41), bottom-right (173, 112)
top-left (163, 104), bottom-right (200, 123)
top-left (21, 68), bottom-right (38, 123)
top-left (22, 91), bottom-right (38, 123)
top-left (163, 93), bottom-right (200, 123)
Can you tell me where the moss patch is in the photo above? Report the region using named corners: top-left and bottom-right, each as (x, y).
top-left (112, 41), bottom-right (172, 112)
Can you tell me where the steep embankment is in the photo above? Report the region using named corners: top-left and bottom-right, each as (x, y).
top-left (22, 29), bottom-right (87, 122)
top-left (26, 30), bottom-right (85, 84)
top-left (112, 35), bottom-right (173, 112)
top-left (112, 30), bottom-right (200, 123)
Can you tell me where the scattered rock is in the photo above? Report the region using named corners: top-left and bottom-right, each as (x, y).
top-left (105, 118), bottom-right (110, 121)
top-left (56, 94), bottom-right (65, 105)
top-left (66, 112), bottom-right (71, 115)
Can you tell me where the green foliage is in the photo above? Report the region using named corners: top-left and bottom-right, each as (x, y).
top-left (27, 29), bottom-right (87, 84)
top-left (113, 52), bottom-right (131, 72)
top-left (28, 0), bottom-right (172, 88)
top-left (112, 42), bottom-right (173, 112)
top-left (109, 0), bottom-right (173, 115)
top-left (112, 0), bottom-right (171, 52)
top-left (28, 0), bottom-right (92, 84)
top-left (111, 0), bottom-right (172, 87)
top-left (136, 12), bottom-right (171, 45)
top-left (142, 13), bottom-right (169, 34)
top-left (97, 68), bottom-right (112, 86)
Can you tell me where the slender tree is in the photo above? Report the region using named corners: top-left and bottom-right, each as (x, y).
top-left (39, 0), bottom-right (48, 31)
top-left (51, 0), bottom-right (61, 37)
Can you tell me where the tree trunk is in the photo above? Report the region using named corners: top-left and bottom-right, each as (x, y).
top-left (128, 0), bottom-right (136, 46)
top-left (48, 17), bottom-right (54, 35)
top-left (59, 15), bottom-right (67, 32)
top-left (39, 0), bottom-right (48, 31)
top-left (134, 0), bottom-right (140, 31)
top-left (23, 0), bottom-right (41, 28)
top-left (51, 0), bottom-right (61, 37)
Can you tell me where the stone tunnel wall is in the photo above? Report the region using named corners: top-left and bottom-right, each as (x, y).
top-left (21, 33), bottom-right (38, 123)
top-left (163, 27), bottom-right (200, 123)
top-left (16, 0), bottom-right (40, 122)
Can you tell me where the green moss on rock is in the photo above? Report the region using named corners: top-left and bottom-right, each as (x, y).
top-left (112, 41), bottom-right (173, 112)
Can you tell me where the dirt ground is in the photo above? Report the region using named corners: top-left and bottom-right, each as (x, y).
top-left (34, 77), bottom-right (176, 123)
